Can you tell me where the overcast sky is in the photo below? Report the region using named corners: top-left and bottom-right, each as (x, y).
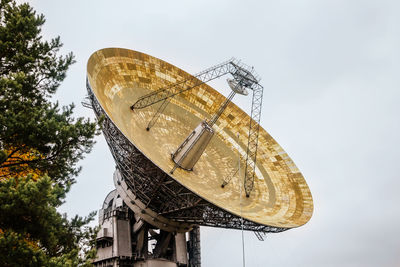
top-left (27, 1), bottom-right (400, 266)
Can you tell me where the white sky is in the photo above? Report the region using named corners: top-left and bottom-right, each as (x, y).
top-left (27, 1), bottom-right (400, 266)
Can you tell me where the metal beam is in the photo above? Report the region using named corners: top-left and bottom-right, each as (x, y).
top-left (244, 83), bottom-right (264, 197)
top-left (130, 59), bottom-right (235, 110)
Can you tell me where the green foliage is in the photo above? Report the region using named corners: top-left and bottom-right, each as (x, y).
top-left (0, 0), bottom-right (73, 100)
top-left (0, 0), bottom-right (100, 265)
top-left (0, 0), bottom-right (99, 190)
top-left (0, 176), bottom-right (98, 266)
top-left (0, 230), bottom-right (48, 267)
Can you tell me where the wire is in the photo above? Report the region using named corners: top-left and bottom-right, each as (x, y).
top-left (238, 132), bottom-right (246, 267)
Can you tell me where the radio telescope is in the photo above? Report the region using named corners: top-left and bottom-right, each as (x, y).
top-left (86, 48), bottom-right (313, 267)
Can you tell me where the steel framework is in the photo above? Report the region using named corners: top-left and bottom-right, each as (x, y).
top-left (188, 226), bottom-right (201, 267)
top-left (87, 79), bottom-right (287, 234)
top-left (130, 59), bottom-right (234, 110)
top-left (130, 58), bottom-right (264, 197)
top-left (244, 83), bottom-right (264, 197)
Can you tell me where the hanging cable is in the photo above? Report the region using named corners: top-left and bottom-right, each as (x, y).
top-left (238, 132), bottom-right (246, 267)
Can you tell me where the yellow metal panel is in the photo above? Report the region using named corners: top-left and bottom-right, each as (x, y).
top-left (87, 48), bottom-right (313, 229)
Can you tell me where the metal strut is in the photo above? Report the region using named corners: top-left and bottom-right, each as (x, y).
top-left (131, 58), bottom-right (264, 197)
top-left (244, 83), bottom-right (264, 197)
top-left (81, 96), bottom-right (93, 109)
top-left (146, 98), bottom-right (171, 131)
top-left (254, 230), bottom-right (267, 241)
top-left (130, 59), bottom-right (236, 110)
top-left (209, 91), bottom-right (236, 126)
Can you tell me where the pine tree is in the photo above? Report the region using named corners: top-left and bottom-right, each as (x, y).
top-left (0, 0), bottom-right (98, 190)
top-left (0, 0), bottom-right (99, 265)
top-left (0, 176), bottom-right (97, 266)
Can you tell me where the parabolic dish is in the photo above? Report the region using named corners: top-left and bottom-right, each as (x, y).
top-left (87, 48), bottom-right (313, 233)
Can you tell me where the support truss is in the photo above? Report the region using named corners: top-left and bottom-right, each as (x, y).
top-left (130, 59), bottom-right (235, 110)
top-left (87, 79), bottom-right (288, 234)
top-left (244, 83), bottom-right (264, 197)
top-left (130, 58), bottom-right (264, 197)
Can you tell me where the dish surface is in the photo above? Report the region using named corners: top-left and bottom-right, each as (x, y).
top-left (87, 48), bottom-right (313, 228)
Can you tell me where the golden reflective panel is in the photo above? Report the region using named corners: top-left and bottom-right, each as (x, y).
top-left (87, 48), bottom-right (313, 229)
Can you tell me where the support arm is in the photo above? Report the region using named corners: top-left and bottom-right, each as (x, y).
top-left (244, 83), bottom-right (264, 197)
top-left (130, 59), bottom-right (235, 110)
